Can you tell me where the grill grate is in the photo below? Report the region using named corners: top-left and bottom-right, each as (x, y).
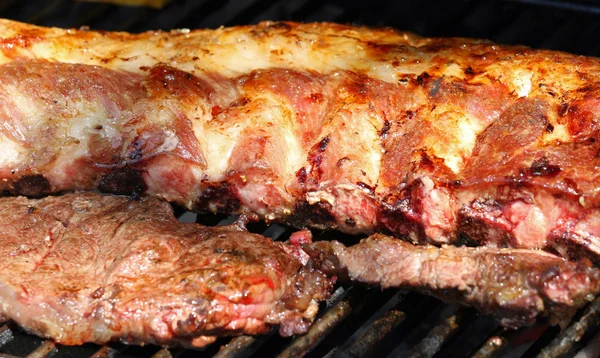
top-left (2, 0), bottom-right (600, 357)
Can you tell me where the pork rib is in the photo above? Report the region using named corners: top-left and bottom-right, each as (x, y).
top-left (2, 20), bottom-right (600, 258)
top-left (0, 192), bottom-right (331, 347)
top-left (305, 234), bottom-right (600, 328)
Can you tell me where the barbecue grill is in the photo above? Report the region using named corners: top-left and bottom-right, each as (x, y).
top-left (1, 0), bottom-right (600, 357)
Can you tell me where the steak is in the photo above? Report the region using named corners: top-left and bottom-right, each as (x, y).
top-left (305, 234), bottom-right (600, 328)
top-left (0, 192), bottom-right (331, 347)
top-left (2, 20), bottom-right (600, 258)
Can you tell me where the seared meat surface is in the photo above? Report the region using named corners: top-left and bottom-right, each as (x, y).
top-left (0, 192), bottom-right (331, 347)
top-left (2, 20), bottom-right (600, 258)
top-left (306, 235), bottom-right (600, 328)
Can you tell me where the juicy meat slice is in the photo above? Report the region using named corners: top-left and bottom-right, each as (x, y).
top-left (3, 20), bottom-right (600, 259)
top-left (0, 192), bottom-right (331, 347)
top-left (305, 234), bottom-right (600, 328)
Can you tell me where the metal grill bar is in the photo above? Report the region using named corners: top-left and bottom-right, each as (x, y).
top-left (225, 0), bottom-right (280, 26)
top-left (25, 0), bottom-right (65, 23)
top-left (538, 298), bottom-right (600, 358)
top-left (384, 298), bottom-right (457, 357)
top-left (289, 0), bottom-right (326, 21)
top-left (0, 0), bottom-right (19, 14)
top-left (0, 324), bottom-right (14, 349)
top-left (151, 349), bottom-right (172, 358)
top-left (213, 336), bottom-right (259, 358)
top-left (507, 0), bottom-right (600, 15)
top-left (213, 333), bottom-right (275, 358)
top-left (25, 341), bottom-right (56, 358)
top-left (71, 5), bottom-right (114, 29)
top-left (117, 8), bottom-right (156, 31)
top-left (574, 331), bottom-right (600, 358)
top-left (501, 324), bottom-right (551, 357)
top-left (407, 310), bottom-right (468, 358)
top-left (471, 336), bottom-right (506, 358)
top-left (1, 353), bottom-right (22, 358)
top-left (278, 288), bottom-right (357, 358)
top-left (90, 346), bottom-right (116, 358)
top-left (337, 310), bottom-right (406, 358)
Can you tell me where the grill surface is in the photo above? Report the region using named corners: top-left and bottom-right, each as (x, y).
top-left (2, 0), bottom-right (600, 357)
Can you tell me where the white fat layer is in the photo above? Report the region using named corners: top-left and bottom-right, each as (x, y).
top-left (151, 107), bottom-right (180, 153)
top-left (542, 122), bottom-right (571, 143)
top-left (23, 26), bottom-right (433, 83)
top-left (3, 85), bottom-right (41, 142)
top-left (282, 120), bottom-right (303, 180)
top-left (445, 117), bottom-right (478, 172)
top-left (202, 122), bottom-right (242, 180)
top-left (0, 135), bottom-right (23, 167)
top-left (427, 110), bottom-right (482, 173)
top-left (442, 63), bottom-right (465, 79)
top-left (512, 70), bottom-right (532, 98)
top-left (306, 190), bottom-right (336, 206)
top-left (67, 103), bottom-right (115, 158)
top-left (203, 96), bottom-right (303, 181)
top-left (329, 104), bottom-right (382, 187)
top-left (359, 111), bottom-right (383, 186)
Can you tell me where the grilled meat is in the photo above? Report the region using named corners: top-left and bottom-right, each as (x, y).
top-left (0, 192), bottom-right (331, 347)
top-left (306, 234), bottom-right (600, 328)
top-left (2, 20), bottom-right (600, 258)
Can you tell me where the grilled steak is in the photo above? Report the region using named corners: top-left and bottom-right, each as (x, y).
top-left (2, 20), bottom-right (600, 258)
top-left (0, 192), bottom-right (331, 347)
top-left (305, 234), bottom-right (600, 328)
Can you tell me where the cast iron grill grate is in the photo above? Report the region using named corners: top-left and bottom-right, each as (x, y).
top-left (1, 0), bottom-right (600, 357)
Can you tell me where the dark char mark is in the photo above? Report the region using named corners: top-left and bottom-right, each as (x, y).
top-left (379, 120), bottom-right (391, 139)
top-left (12, 175), bottom-right (51, 197)
top-left (380, 181), bottom-right (429, 244)
top-left (99, 168), bottom-right (147, 198)
top-left (286, 201), bottom-right (336, 230)
top-left (548, 232), bottom-right (600, 262)
top-left (296, 167), bottom-right (307, 185)
top-left (318, 135), bottom-right (330, 152)
top-left (194, 182), bottom-right (241, 214)
top-left (415, 72), bottom-right (430, 86)
top-left (529, 157), bottom-right (561, 177)
top-left (307, 135), bottom-right (331, 181)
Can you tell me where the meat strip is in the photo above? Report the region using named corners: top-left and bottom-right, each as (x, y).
top-left (305, 234), bottom-right (600, 328)
top-left (0, 192), bottom-right (331, 347)
top-left (2, 20), bottom-right (600, 259)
